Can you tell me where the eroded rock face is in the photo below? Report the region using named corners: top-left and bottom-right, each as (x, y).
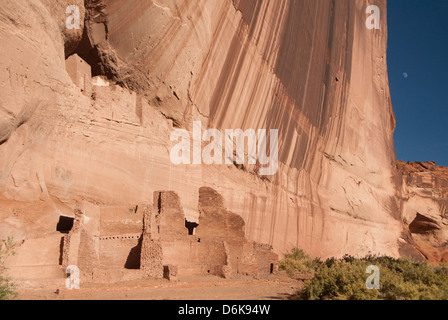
top-left (78, 0), bottom-right (401, 259)
top-left (397, 161), bottom-right (448, 263)
top-left (0, 0), bottom-right (84, 144)
top-left (0, 0), bottom-right (433, 280)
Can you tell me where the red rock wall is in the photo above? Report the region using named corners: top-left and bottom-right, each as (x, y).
top-left (0, 0), bottom-right (407, 262)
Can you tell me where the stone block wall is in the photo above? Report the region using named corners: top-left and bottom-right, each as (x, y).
top-left (15, 188), bottom-right (277, 284)
top-left (65, 54), bottom-right (92, 96)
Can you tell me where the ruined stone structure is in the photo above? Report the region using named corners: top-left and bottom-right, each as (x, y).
top-left (139, 188), bottom-right (278, 279)
top-left (6, 187), bottom-right (277, 284)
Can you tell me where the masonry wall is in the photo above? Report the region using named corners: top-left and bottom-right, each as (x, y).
top-left (22, 188), bottom-right (278, 283)
top-left (154, 191), bottom-right (191, 240)
top-left (5, 235), bottom-right (65, 280)
top-left (141, 188), bottom-right (279, 278)
top-left (65, 53), bottom-right (92, 96)
top-left (99, 205), bottom-right (143, 236)
top-left (161, 239), bottom-right (228, 276)
top-left (99, 235), bottom-right (141, 269)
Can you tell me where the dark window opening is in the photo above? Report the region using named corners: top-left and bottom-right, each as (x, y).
top-left (185, 219), bottom-right (199, 236)
top-left (270, 263), bottom-right (274, 274)
top-left (56, 216), bottom-right (74, 233)
top-left (58, 237), bottom-right (64, 265)
top-left (163, 265), bottom-right (170, 280)
top-left (157, 193), bottom-right (162, 214)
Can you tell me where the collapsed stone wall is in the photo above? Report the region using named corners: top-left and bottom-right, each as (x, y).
top-left (14, 187), bottom-right (277, 284)
top-left (61, 203), bottom-right (99, 282)
top-left (140, 188), bottom-right (278, 279)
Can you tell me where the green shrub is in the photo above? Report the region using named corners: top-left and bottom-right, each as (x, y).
top-left (281, 249), bottom-right (448, 300)
top-left (278, 248), bottom-right (321, 276)
top-left (298, 257), bottom-right (380, 300)
top-left (0, 237), bottom-right (17, 300)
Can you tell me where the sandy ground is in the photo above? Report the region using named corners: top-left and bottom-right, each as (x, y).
top-left (16, 274), bottom-right (302, 300)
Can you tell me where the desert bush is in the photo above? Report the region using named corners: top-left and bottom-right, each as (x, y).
top-left (281, 249), bottom-right (448, 300)
top-left (278, 248), bottom-right (321, 276)
top-left (0, 237), bottom-right (17, 300)
top-left (298, 257), bottom-right (379, 300)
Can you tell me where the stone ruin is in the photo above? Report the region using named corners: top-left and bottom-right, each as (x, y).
top-left (7, 187), bottom-right (278, 285)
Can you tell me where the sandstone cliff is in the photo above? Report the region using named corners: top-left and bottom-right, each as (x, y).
top-left (397, 161), bottom-right (448, 262)
top-left (0, 0), bottom-right (444, 282)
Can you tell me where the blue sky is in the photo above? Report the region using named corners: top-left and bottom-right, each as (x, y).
top-left (387, 0), bottom-right (448, 166)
